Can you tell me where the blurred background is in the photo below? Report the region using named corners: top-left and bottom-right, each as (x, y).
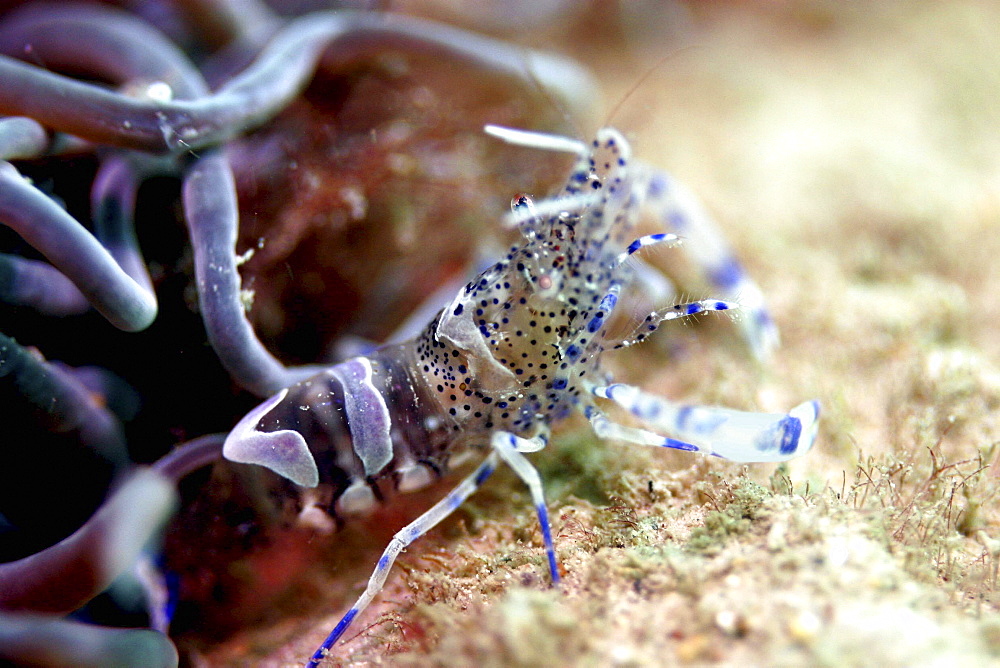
top-left (3, 1), bottom-right (1000, 665)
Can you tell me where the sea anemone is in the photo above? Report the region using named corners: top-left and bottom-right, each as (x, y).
top-left (0, 2), bottom-right (593, 664)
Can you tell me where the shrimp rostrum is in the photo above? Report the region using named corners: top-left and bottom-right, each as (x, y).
top-left (223, 125), bottom-right (820, 666)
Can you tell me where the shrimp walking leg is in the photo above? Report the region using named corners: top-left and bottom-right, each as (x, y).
top-left (306, 453), bottom-right (499, 667)
top-left (637, 167), bottom-right (779, 359)
top-left (492, 432), bottom-right (560, 584)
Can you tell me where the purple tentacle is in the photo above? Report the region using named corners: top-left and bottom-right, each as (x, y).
top-left (0, 116), bottom-right (47, 160)
top-left (0, 612), bottom-right (177, 668)
top-left (0, 3), bottom-right (207, 98)
top-left (172, 0), bottom-right (279, 48)
top-left (0, 254), bottom-right (88, 315)
top-left (152, 432), bottom-right (227, 483)
top-left (0, 10), bottom-right (594, 153)
top-left (182, 150), bottom-right (323, 395)
top-left (0, 467), bottom-right (176, 614)
top-left (0, 161), bottom-right (156, 331)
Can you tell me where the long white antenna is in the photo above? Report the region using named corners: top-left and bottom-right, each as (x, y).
top-left (484, 124), bottom-right (587, 155)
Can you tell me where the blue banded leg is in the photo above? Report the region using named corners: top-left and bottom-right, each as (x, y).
top-left (615, 232), bottom-right (681, 266)
top-left (655, 298), bottom-right (737, 321)
top-left (491, 432), bottom-right (560, 584)
top-left (612, 299), bottom-right (737, 350)
top-left (585, 403), bottom-right (702, 453)
top-left (591, 383), bottom-right (820, 462)
top-left (585, 283), bottom-right (622, 334)
top-left (307, 453), bottom-right (499, 668)
top-left (642, 298), bottom-right (738, 335)
top-left (637, 166), bottom-right (780, 360)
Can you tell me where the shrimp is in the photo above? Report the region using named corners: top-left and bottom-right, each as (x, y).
top-left (221, 125), bottom-right (820, 666)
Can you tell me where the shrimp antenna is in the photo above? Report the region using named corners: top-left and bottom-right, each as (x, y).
top-left (484, 125), bottom-right (587, 155)
top-left (519, 45), bottom-right (588, 141)
top-left (603, 43), bottom-right (702, 129)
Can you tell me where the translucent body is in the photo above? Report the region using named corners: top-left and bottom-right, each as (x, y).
top-left (221, 126), bottom-right (819, 666)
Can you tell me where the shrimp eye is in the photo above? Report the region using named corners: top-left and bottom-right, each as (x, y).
top-left (511, 193), bottom-right (535, 212)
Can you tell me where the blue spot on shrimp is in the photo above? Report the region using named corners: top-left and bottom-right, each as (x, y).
top-left (221, 124), bottom-right (820, 666)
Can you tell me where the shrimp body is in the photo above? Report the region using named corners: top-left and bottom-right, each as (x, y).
top-left (427, 128), bottom-right (689, 438)
top-left (221, 126), bottom-right (819, 666)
